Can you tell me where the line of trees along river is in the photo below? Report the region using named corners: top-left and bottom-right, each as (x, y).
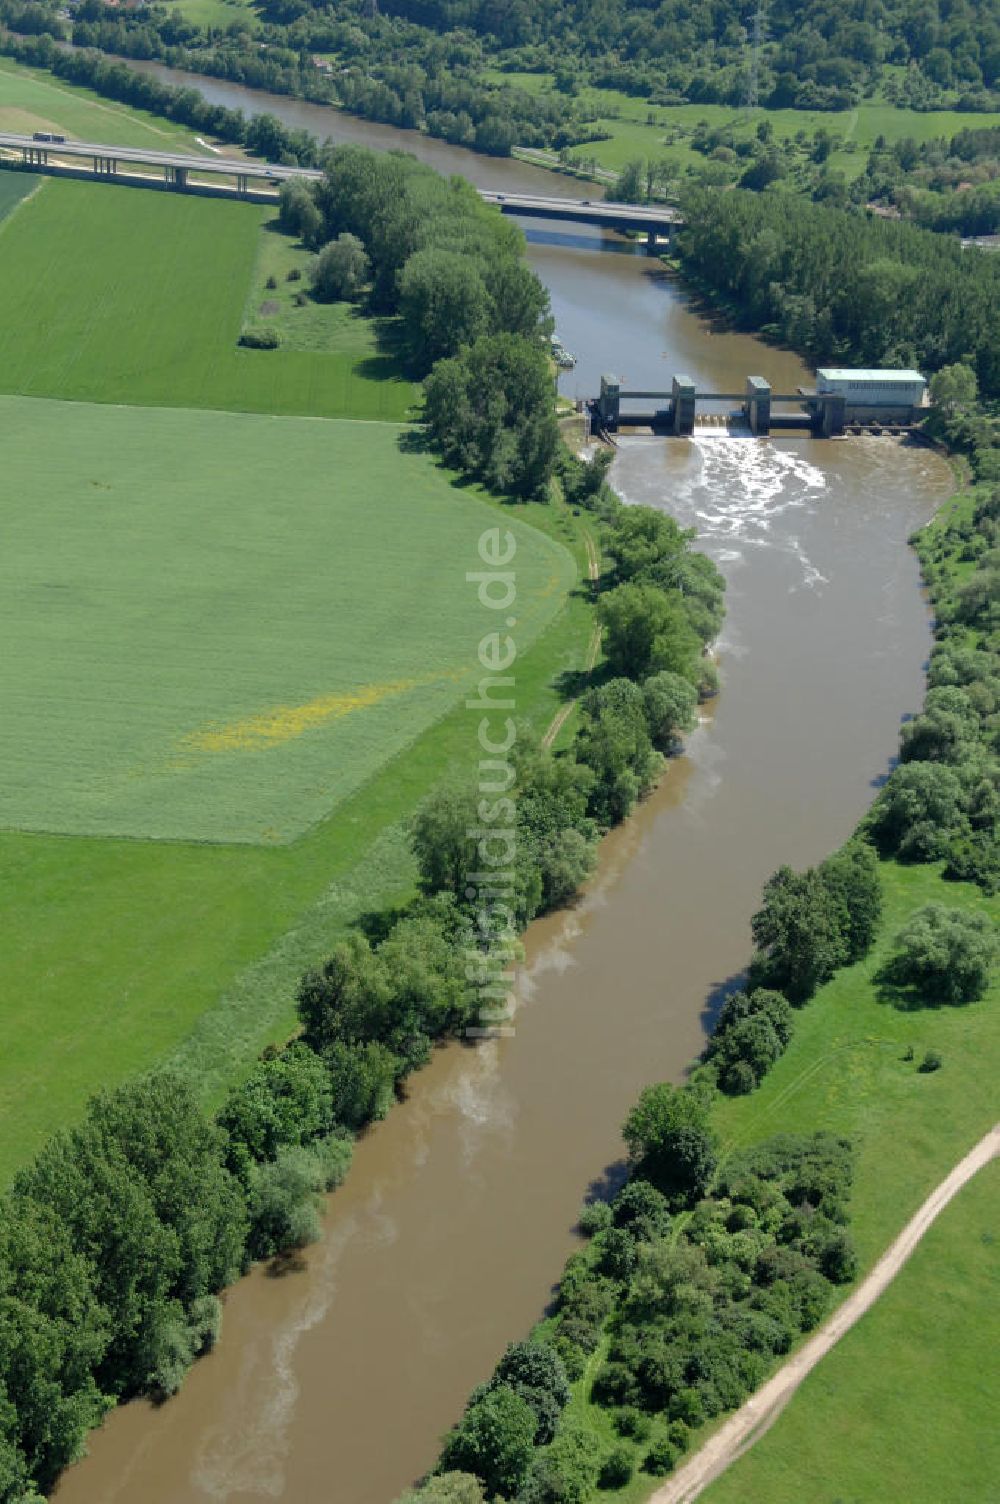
top-left (33, 61), bottom-right (956, 1504)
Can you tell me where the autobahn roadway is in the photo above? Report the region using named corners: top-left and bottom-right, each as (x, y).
top-left (0, 132), bottom-right (681, 230)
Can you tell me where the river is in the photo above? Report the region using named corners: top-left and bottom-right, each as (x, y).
top-left (52, 64), bottom-right (954, 1504)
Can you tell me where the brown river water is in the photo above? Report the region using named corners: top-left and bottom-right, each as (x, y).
top-left (52, 66), bottom-right (954, 1504)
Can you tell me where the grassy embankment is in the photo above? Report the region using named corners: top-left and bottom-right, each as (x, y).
top-left (0, 168), bottom-right (596, 1179)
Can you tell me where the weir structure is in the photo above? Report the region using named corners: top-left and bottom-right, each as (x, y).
top-left (591, 375), bottom-right (855, 437)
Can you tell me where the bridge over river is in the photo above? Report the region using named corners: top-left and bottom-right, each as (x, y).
top-left (0, 133), bottom-right (680, 239)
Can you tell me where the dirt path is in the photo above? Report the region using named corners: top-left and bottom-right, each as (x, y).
top-left (541, 526), bottom-right (601, 751)
top-left (652, 1124), bottom-right (1000, 1504)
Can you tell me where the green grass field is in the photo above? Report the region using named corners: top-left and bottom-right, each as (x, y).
top-left (170, 0), bottom-right (259, 29)
top-left (0, 394), bottom-right (574, 842)
top-left (711, 862), bottom-right (999, 1269)
top-left (0, 59), bottom-right (206, 150)
top-left (0, 160), bottom-right (595, 1178)
top-left (0, 175), bottom-right (414, 419)
top-left (704, 1161), bottom-right (1000, 1504)
top-left (0, 486), bottom-right (588, 1179)
top-left (0, 168), bottom-right (37, 221)
top-left (489, 72), bottom-right (1000, 181)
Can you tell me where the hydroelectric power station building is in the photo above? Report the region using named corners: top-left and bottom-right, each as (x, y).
top-left (814, 369), bottom-right (927, 422)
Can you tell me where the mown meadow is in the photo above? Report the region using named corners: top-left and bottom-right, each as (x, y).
top-left (0, 394), bottom-right (573, 843)
top-left (0, 167), bottom-right (594, 1178)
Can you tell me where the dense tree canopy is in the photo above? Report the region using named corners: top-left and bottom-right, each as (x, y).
top-left (676, 188), bottom-right (1000, 397)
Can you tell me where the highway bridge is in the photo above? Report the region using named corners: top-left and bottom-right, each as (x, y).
top-left (479, 191), bottom-right (682, 241)
top-left (0, 131), bottom-right (323, 196)
top-left (0, 133), bottom-right (680, 239)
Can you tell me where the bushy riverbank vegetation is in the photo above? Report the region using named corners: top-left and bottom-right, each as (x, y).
top-left (0, 476), bottom-right (722, 1501)
top-left (702, 1161), bottom-right (1000, 1504)
top-left (398, 395), bottom-right (999, 1503)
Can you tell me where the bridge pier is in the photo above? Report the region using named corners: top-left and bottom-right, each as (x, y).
top-left (745, 376), bottom-right (771, 436)
top-left (672, 375), bottom-right (696, 436)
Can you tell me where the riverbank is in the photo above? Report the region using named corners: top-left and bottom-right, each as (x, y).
top-left (407, 446), bottom-right (998, 1501)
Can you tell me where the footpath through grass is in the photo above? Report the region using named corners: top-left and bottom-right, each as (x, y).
top-left (704, 1160), bottom-right (1000, 1504)
top-left (0, 175), bottom-right (414, 419)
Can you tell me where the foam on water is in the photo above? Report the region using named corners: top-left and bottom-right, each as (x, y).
top-left (683, 437), bottom-right (828, 587)
top-left (614, 434), bottom-right (830, 592)
top-left (193, 1217), bottom-right (359, 1500)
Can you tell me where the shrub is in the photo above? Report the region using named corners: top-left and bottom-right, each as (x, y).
top-left (265, 274), bottom-right (278, 290)
top-left (519, 1422), bottom-right (603, 1504)
top-left (643, 1438), bottom-right (679, 1476)
top-left (439, 1386), bottom-right (537, 1500)
top-left (621, 1083), bottom-right (718, 1208)
top-left (667, 1419), bottom-right (691, 1453)
top-left (920, 1048), bottom-right (943, 1072)
top-left (578, 1202), bottom-right (613, 1237)
top-left (287, 266), bottom-right (302, 282)
top-left (599, 1446), bottom-right (634, 1488)
top-left (396, 1474), bottom-right (486, 1504)
top-left (550, 1336), bottom-right (587, 1381)
top-left (239, 325), bottom-right (280, 349)
top-left (246, 1144), bottom-right (325, 1259)
top-left (312, 232), bottom-right (370, 302)
top-left (642, 670), bottom-right (699, 752)
top-left (877, 903), bottom-right (998, 1005)
top-left (708, 988), bottom-right (794, 1093)
top-left (611, 1179), bottom-right (671, 1238)
top-left (613, 1406), bottom-right (650, 1441)
top-left (484, 1341), bottom-right (571, 1444)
